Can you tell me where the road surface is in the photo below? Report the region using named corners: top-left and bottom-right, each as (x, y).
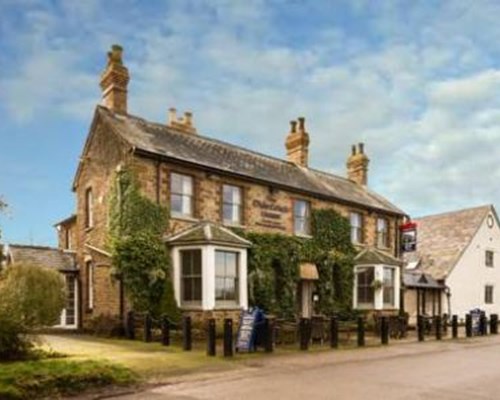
top-left (116, 337), bottom-right (500, 399)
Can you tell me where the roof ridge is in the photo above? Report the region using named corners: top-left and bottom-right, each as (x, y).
top-left (415, 204), bottom-right (492, 221)
top-left (99, 105), bottom-right (352, 182)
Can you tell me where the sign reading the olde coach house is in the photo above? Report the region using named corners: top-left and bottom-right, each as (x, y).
top-left (253, 196), bottom-right (290, 231)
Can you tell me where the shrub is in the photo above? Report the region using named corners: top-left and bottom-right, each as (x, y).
top-left (0, 264), bottom-right (65, 360)
top-left (88, 314), bottom-right (123, 337)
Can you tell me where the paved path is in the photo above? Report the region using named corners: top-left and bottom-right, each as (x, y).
top-left (115, 336), bottom-right (500, 399)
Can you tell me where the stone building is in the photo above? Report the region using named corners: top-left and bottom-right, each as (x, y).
top-left (56, 45), bottom-right (406, 329)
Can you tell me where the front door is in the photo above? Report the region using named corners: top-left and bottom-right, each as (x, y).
top-left (301, 280), bottom-right (313, 318)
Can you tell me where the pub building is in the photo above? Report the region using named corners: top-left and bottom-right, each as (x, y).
top-left (55, 45), bottom-right (407, 329)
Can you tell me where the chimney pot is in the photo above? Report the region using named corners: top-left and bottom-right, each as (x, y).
top-left (298, 117), bottom-right (305, 132)
top-left (358, 142), bottom-right (364, 154)
top-left (184, 111), bottom-right (193, 127)
top-left (352, 145), bottom-right (356, 155)
top-left (168, 107), bottom-right (177, 124)
top-left (290, 120), bottom-right (297, 133)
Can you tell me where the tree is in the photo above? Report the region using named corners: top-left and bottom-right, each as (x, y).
top-left (0, 263), bottom-right (66, 359)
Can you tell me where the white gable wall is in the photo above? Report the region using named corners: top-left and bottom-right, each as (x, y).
top-left (446, 211), bottom-right (500, 318)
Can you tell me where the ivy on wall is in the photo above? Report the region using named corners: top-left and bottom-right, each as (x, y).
top-left (235, 208), bottom-right (356, 319)
top-left (108, 167), bottom-right (180, 319)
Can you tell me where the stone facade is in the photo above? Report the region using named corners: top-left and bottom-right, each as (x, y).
top-left (59, 46), bottom-right (405, 329)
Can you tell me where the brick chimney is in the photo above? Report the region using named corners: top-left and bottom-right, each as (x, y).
top-left (347, 143), bottom-right (370, 185)
top-left (285, 117), bottom-right (310, 167)
top-left (167, 107), bottom-right (197, 134)
top-left (100, 44), bottom-right (130, 114)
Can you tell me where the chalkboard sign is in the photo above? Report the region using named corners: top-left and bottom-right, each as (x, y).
top-left (236, 308), bottom-right (264, 353)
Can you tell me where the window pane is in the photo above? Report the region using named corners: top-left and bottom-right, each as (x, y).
top-left (182, 278), bottom-right (192, 301)
top-left (225, 253), bottom-right (237, 276)
top-left (215, 251), bottom-right (239, 303)
top-left (171, 194), bottom-right (183, 214)
top-left (182, 195), bottom-right (192, 215)
top-left (171, 173), bottom-right (182, 193)
top-left (294, 201), bottom-right (310, 234)
top-left (192, 250), bottom-right (202, 275)
top-left (193, 278), bottom-right (202, 301)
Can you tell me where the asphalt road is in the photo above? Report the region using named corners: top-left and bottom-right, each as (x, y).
top-left (116, 337), bottom-right (500, 400)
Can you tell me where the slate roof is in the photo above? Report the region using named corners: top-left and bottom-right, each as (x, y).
top-left (5, 244), bottom-right (77, 272)
top-left (403, 205), bottom-right (493, 280)
top-left (355, 247), bottom-right (403, 266)
top-left (165, 221), bottom-right (251, 247)
top-left (95, 106), bottom-right (404, 216)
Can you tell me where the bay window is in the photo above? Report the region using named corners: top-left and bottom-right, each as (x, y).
top-left (180, 249), bottom-right (202, 306)
top-left (354, 264), bottom-right (400, 310)
top-left (215, 251), bottom-right (239, 305)
top-left (171, 173), bottom-right (193, 217)
top-left (356, 267), bottom-right (375, 307)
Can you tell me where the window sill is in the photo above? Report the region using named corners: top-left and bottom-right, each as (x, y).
top-left (171, 215), bottom-right (199, 223)
top-left (223, 222), bottom-right (247, 229)
top-left (295, 233), bottom-right (312, 239)
top-left (214, 304), bottom-right (242, 310)
top-left (180, 305), bottom-right (203, 310)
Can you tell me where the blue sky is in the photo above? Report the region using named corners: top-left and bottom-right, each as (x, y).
top-left (2, 0), bottom-right (500, 246)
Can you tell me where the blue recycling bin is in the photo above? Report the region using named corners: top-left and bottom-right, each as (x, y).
top-left (470, 308), bottom-right (483, 336)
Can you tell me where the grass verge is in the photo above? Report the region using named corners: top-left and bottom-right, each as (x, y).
top-left (0, 358), bottom-right (136, 400)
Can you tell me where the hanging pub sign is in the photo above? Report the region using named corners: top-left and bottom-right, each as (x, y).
top-left (400, 221), bottom-right (417, 252)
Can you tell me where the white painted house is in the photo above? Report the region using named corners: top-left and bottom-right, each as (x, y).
top-left (403, 205), bottom-right (500, 319)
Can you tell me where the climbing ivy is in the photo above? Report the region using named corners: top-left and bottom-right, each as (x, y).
top-left (108, 167), bottom-right (180, 320)
top-left (235, 208), bottom-right (356, 319)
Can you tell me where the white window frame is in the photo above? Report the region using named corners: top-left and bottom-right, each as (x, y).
top-left (486, 250), bottom-right (494, 267)
top-left (85, 188), bottom-right (93, 228)
top-left (485, 284), bottom-right (494, 304)
top-left (172, 245), bottom-right (248, 311)
top-left (353, 264), bottom-right (400, 310)
top-left (180, 249), bottom-right (203, 307)
top-left (294, 199), bottom-right (311, 236)
top-left (222, 184), bottom-right (242, 226)
top-left (170, 173), bottom-right (194, 218)
top-left (350, 212), bottom-right (363, 244)
top-left (376, 217), bottom-right (389, 249)
top-left (215, 250), bottom-right (240, 306)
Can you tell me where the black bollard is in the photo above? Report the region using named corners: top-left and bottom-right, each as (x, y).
top-left (223, 318), bottom-right (233, 357)
top-left (330, 316), bottom-right (339, 349)
top-left (435, 316), bottom-right (442, 340)
top-left (417, 316), bottom-right (425, 342)
top-left (480, 313), bottom-right (487, 336)
top-left (357, 316), bottom-right (365, 347)
top-left (126, 310), bottom-right (135, 340)
top-left (299, 318), bottom-right (311, 351)
top-left (207, 318), bottom-right (216, 356)
top-left (144, 313), bottom-right (152, 343)
top-left (161, 315), bottom-right (170, 346)
top-left (452, 315), bottom-right (458, 339)
top-left (381, 316), bottom-right (389, 345)
top-left (465, 314), bottom-right (472, 338)
top-left (183, 316), bottom-right (192, 351)
top-left (443, 314), bottom-right (448, 334)
top-left (491, 314), bottom-right (498, 334)
top-left (264, 318), bottom-right (274, 353)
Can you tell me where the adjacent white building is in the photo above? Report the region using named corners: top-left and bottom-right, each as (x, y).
top-left (404, 205), bottom-right (500, 319)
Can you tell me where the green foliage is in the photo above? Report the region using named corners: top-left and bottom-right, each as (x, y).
top-left (0, 358), bottom-right (136, 399)
top-left (237, 208), bottom-right (356, 319)
top-left (109, 167), bottom-right (179, 319)
top-left (0, 264), bottom-right (66, 360)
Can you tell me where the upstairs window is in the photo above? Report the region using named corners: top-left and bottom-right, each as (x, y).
top-left (222, 184), bottom-right (242, 225)
top-left (350, 212), bottom-right (363, 244)
top-left (180, 249), bottom-right (202, 305)
top-left (85, 188), bottom-right (93, 228)
top-left (376, 218), bottom-right (389, 248)
top-left (171, 173), bottom-right (193, 217)
top-left (485, 285), bottom-right (494, 304)
top-left (486, 250), bottom-right (494, 267)
top-left (294, 200), bottom-right (311, 236)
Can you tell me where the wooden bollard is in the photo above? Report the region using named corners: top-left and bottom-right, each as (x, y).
top-left (161, 315), bottom-right (170, 346)
top-left (451, 315), bottom-right (458, 339)
top-left (357, 317), bottom-right (365, 347)
top-left (183, 316), bottom-right (192, 351)
top-left (480, 313), bottom-right (487, 336)
top-left (381, 316), bottom-right (389, 345)
top-left (435, 316), bottom-right (442, 340)
top-left (491, 314), bottom-right (498, 334)
top-left (299, 318), bottom-right (311, 351)
top-left (223, 318), bottom-right (233, 357)
top-left (126, 310), bottom-right (135, 340)
top-left (207, 318), bottom-right (216, 356)
top-left (264, 318), bottom-right (274, 353)
top-left (330, 316), bottom-right (339, 349)
top-left (417, 316), bottom-right (425, 342)
top-left (465, 314), bottom-right (472, 338)
top-left (144, 313), bottom-right (152, 343)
